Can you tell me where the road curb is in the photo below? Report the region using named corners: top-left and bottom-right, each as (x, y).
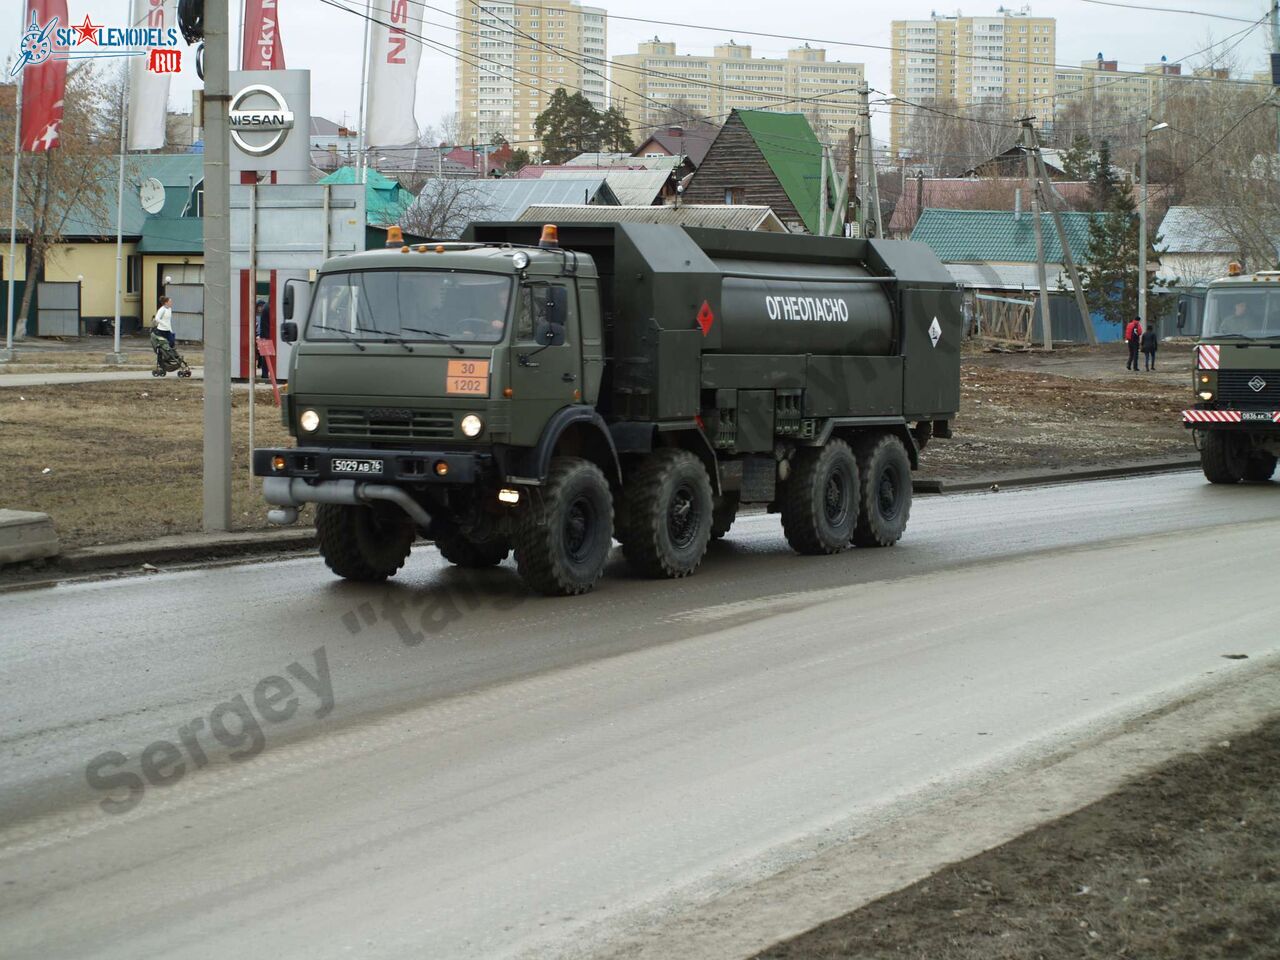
top-left (913, 458), bottom-right (1199, 495)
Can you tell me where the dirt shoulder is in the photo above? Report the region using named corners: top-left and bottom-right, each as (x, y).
top-left (918, 343), bottom-right (1193, 481)
top-left (754, 711), bottom-right (1280, 960)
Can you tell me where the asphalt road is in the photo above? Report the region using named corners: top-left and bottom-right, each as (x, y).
top-left (1, 470), bottom-right (1278, 959)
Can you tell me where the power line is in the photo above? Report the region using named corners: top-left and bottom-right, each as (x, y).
top-left (1073, 0), bottom-right (1266, 24)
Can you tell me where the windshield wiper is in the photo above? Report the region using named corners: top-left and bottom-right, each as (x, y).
top-left (1203, 333), bottom-right (1249, 340)
top-left (311, 323), bottom-right (367, 351)
top-left (350, 325), bottom-right (415, 352)
top-left (402, 326), bottom-right (465, 354)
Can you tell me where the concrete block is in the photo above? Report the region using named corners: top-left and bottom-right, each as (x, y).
top-left (0, 510), bottom-right (60, 564)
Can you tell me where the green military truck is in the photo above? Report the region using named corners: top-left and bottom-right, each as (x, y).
top-left (1182, 266), bottom-right (1280, 484)
top-left (254, 223), bottom-right (961, 596)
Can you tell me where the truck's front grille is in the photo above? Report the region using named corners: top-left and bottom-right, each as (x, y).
top-left (326, 408), bottom-right (455, 442)
top-left (1216, 371), bottom-right (1280, 407)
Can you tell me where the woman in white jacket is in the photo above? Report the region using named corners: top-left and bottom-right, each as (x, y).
top-left (153, 297), bottom-right (174, 349)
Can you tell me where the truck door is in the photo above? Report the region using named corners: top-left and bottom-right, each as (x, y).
top-left (509, 281), bottom-right (583, 447)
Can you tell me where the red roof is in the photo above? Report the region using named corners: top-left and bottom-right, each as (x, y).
top-left (445, 143), bottom-right (514, 175)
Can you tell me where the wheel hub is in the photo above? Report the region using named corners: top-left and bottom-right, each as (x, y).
top-left (667, 484), bottom-right (699, 549)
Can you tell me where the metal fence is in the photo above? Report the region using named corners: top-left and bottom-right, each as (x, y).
top-left (168, 283), bottom-right (204, 341)
top-left (36, 281), bottom-right (80, 336)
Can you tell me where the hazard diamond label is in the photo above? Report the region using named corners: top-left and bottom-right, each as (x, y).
top-left (929, 317), bottom-right (942, 348)
top-left (696, 300), bottom-right (715, 336)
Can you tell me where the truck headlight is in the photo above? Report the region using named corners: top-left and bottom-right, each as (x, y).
top-left (300, 409), bottom-right (320, 432)
top-left (460, 414), bottom-right (483, 437)
top-left (1199, 391), bottom-right (1213, 401)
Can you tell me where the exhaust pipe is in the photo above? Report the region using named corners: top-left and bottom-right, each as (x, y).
top-left (263, 477), bottom-right (433, 529)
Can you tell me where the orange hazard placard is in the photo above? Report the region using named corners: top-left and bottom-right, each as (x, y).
top-left (446, 359), bottom-right (490, 396)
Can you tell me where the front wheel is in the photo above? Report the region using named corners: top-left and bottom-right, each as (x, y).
top-left (852, 434), bottom-right (912, 548)
top-left (316, 502), bottom-right (416, 581)
top-left (514, 457), bottom-right (613, 596)
top-left (622, 449), bottom-right (713, 578)
top-left (1200, 431), bottom-right (1247, 484)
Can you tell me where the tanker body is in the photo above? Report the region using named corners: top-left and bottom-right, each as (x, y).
top-left (255, 222), bottom-right (961, 596)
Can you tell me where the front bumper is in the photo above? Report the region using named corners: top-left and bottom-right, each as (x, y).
top-left (1182, 409), bottom-right (1280, 429)
top-left (252, 446), bottom-right (492, 484)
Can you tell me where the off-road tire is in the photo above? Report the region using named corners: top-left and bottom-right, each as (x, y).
top-left (781, 439), bottom-right (859, 555)
top-left (852, 433), bottom-right (912, 548)
top-left (1200, 430), bottom-right (1247, 484)
top-left (316, 502), bottom-right (416, 581)
top-left (435, 531), bottom-right (511, 568)
top-left (621, 449), bottom-right (713, 578)
top-left (514, 457), bottom-right (613, 596)
top-left (710, 494), bottom-right (739, 541)
top-left (1244, 453), bottom-right (1277, 483)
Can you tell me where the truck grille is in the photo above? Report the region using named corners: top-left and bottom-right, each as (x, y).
top-left (326, 408), bottom-right (455, 443)
top-left (1216, 371), bottom-right (1280, 407)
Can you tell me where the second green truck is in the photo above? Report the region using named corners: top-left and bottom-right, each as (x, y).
top-left (255, 222), bottom-right (962, 595)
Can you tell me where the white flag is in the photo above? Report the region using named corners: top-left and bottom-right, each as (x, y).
top-left (365, 0), bottom-right (423, 148)
top-left (126, 0), bottom-right (178, 151)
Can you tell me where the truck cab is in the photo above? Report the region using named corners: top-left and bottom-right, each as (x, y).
top-left (1182, 264), bottom-right (1280, 483)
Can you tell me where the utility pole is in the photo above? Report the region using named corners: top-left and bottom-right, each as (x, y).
top-left (846, 126), bottom-right (857, 233)
top-left (1021, 120), bottom-right (1052, 350)
top-left (1138, 120), bottom-right (1169, 332)
top-left (107, 80), bottom-right (128, 365)
top-left (203, 0), bottom-right (233, 532)
top-left (1024, 120), bottom-right (1097, 345)
top-left (2, 38), bottom-right (22, 364)
top-left (858, 87), bottom-right (881, 238)
top-left (1272, 0), bottom-right (1280, 155)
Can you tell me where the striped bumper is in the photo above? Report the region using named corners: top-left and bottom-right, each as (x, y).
top-left (1182, 409), bottom-right (1280, 424)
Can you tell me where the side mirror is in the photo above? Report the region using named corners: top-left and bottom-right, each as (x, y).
top-left (281, 321), bottom-right (298, 343)
top-left (533, 286), bottom-right (568, 346)
top-left (1176, 299), bottom-right (1187, 331)
top-left (283, 282), bottom-right (295, 320)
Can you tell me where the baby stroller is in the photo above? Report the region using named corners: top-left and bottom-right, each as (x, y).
top-left (151, 330), bottom-right (193, 378)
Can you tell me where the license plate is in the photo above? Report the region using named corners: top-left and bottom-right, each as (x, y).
top-left (1241, 411), bottom-right (1273, 422)
top-left (332, 457), bottom-right (383, 475)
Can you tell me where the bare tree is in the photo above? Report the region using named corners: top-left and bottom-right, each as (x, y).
top-left (434, 111), bottom-right (476, 150)
top-left (0, 65), bottom-right (117, 327)
top-left (398, 179), bottom-right (497, 240)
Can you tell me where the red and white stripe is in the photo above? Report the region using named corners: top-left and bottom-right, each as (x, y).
top-left (1197, 344), bottom-right (1221, 370)
top-left (1183, 409), bottom-right (1242, 423)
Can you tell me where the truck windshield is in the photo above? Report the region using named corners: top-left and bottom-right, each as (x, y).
top-left (1203, 288), bottom-right (1280, 340)
top-left (306, 270), bottom-right (512, 343)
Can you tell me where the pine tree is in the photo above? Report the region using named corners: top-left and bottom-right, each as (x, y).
top-left (1060, 134), bottom-right (1092, 181)
top-left (1088, 139), bottom-right (1119, 211)
top-left (597, 107), bottom-right (635, 153)
top-left (535, 89), bottom-right (605, 164)
top-left (1081, 181), bottom-right (1173, 327)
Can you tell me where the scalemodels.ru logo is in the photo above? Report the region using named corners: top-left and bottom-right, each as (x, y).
top-left (10, 8), bottom-right (182, 76)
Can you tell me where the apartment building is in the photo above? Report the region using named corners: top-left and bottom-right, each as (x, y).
top-left (890, 7), bottom-right (1056, 158)
top-left (456, 0), bottom-right (607, 148)
top-left (612, 39), bottom-right (867, 141)
top-left (1054, 54), bottom-right (1260, 123)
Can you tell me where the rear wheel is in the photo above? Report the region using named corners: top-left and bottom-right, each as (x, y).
top-left (1200, 431), bottom-right (1247, 484)
top-left (316, 502), bottom-right (416, 581)
top-left (622, 449), bottom-right (713, 578)
top-left (852, 434), bottom-right (912, 548)
top-left (1244, 452), bottom-right (1277, 482)
top-left (781, 440), bottom-right (859, 555)
top-left (435, 531), bottom-right (511, 568)
top-left (514, 457), bottom-right (613, 596)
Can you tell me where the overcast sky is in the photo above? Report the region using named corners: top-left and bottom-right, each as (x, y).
top-left (2, 0), bottom-right (1273, 143)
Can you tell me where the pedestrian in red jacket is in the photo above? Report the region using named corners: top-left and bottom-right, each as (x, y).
top-left (1124, 316), bottom-right (1143, 371)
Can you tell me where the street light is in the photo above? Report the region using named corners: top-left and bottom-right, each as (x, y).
top-left (1139, 120), bottom-right (1169, 331)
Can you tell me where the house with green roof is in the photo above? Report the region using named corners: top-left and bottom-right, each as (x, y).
top-left (318, 166), bottom-right (415, 247)
top-left (1, 152), bottom-right (204, 335)
top-left (682, 109), bottom-right (842, 235)
top-left (911, 208), bottom-right (1113, 342)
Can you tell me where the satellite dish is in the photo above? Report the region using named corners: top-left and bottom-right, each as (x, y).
top-left (139, 178), bottom-right (166, 215)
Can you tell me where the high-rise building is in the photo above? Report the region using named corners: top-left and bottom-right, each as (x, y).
top-left (890, 7), bottom-right (1056, 158)
top-left (612, 39), bottom-right (867, 142)
top-left (456, 0), bottom-right (607, 149)
top-left (1054, 54), bottom-right (1259, 126)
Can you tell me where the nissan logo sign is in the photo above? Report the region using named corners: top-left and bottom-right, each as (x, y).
top-left (229, 83), bottom-right (295, 157)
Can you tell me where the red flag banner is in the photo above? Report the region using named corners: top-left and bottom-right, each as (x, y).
top-left (19, 0), bottom-right (69, 151)
top-left (241, 0), bottom-right (285, 70)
